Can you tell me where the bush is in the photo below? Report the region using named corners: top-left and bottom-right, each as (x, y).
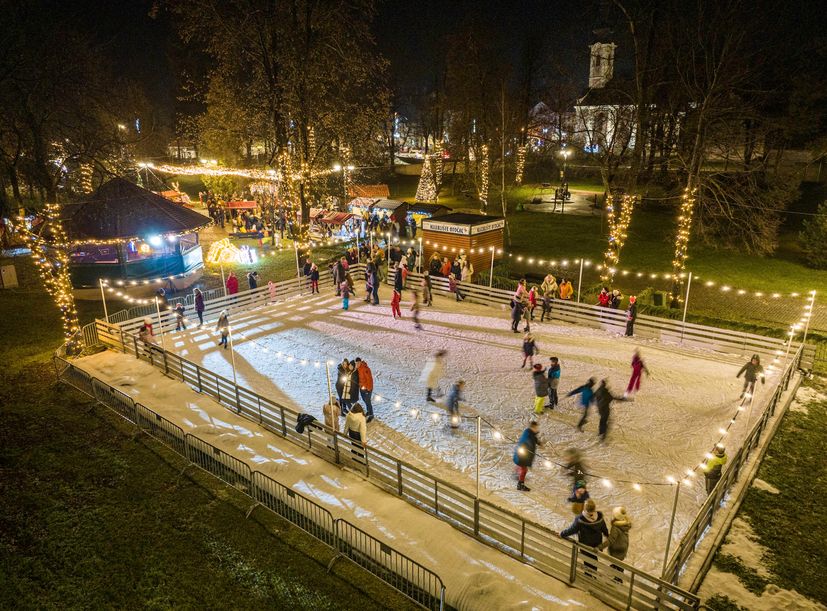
top-left (799, 201), bottom-right (827, 269)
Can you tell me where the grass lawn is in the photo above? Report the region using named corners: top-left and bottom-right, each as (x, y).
top-left (0, 261), bottom-right (417, 610)
top-left (704, 376), bottom-right (827, 609)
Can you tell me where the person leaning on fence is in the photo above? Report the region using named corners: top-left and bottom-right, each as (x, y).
top-left (560, 498), bottom-right (609, 577)
top-left (138, 317), bottom-right (155, 345)
top-left (345, 403), bottom-right (368, 461)
top-left (703, 445), bottom-right (728, 494)
top-left (625, 296), bottom-right (637, 336)
top-left (323, 398), bottom-right (340, 433)
top-left (599, 506), bottom-right (632, 583)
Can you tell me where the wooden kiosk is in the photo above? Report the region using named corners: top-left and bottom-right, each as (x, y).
top-left (421, 213), bottom-right (504, 277)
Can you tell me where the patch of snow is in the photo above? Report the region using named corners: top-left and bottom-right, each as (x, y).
top-left (789, 385), bottom-right (826, 414)
top-left (700, 567), bottom-right (826, 611)
top-left (720, 517), bottom-right (772, 578)
top-left (751, 478), bottom-right (780, 494)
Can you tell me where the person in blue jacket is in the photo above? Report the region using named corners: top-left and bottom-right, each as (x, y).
top-left (566, 377), bottom-right (596, 431)
top-left (513, 420), bottom-right (541, 491)
top-left (446, 379), bottom-right (465, 429)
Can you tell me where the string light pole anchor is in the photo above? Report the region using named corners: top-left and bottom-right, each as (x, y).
top-left (680, 272), bottom-right (693, 344)
top-left (325, 361), bottom-right (334, 405)
top-left (576, 258), bottom-right (584, 303)
top-left (662, 480), bottom-right (682, 578)
top-left (99, 278), bottom-right (109, 321)
top-left (489, 247), bottom-right (495, 289)
top-left (154, 296), bottom-right (167, 351)
top-left (293, 239), bottom-right (302, 295)
top-left (801, 291), bottom-right (816, 365)
top-left (418, 237), bottom-right (423, 273)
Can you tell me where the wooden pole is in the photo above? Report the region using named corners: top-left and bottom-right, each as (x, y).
top-left (680, 272), bottom-right (693, 344)
top-left (662, 481), bottom-right (681, 578)
top-left (99, 278), bottom-right (109, 321)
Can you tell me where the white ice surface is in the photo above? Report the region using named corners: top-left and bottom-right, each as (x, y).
top-left (75, 349), bottom-right (607, 611)
top-left (154, 288), bottom-right (780, 575)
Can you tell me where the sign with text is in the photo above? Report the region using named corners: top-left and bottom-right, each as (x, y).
top-left (422, 220), bottom-right (470, 235)
top-left (470, 219), bottom-right (506, 235)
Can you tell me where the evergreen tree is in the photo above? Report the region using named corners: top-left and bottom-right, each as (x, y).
top-left (800, 201), bottom-right (827, 269)
top-left (415, 157), bottom-right (437, 202)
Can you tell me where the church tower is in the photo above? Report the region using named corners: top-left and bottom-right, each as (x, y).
top-left (588, 42), bottom-right (616, 89)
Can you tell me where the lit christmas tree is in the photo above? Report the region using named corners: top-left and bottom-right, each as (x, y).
top-left (415, 156), bottom-right (437, 202)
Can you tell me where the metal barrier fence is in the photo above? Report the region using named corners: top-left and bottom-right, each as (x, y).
top-left (90, 319), bottom-right (700, 611)
top-left (663, 344), bottom-right (803, 585)
top-left (53, 356), bottom-right (445, 611)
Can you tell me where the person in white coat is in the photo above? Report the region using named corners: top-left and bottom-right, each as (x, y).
top-left (420, 349), bottom-right (447, 402)
top-left (344, 403), bottom-right (368, 462)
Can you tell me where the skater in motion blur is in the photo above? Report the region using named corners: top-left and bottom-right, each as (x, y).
top-left (513, 420), bottom-right (541, 491)
top-left (566, 377), bottom-right (596, 432)
top-left (594, 379), bottom-right (628, 442)
top-left (446, 379), bottom-right (465, 428)
top-left (215, 310), bottom-right (230, 349)
top-left (410, 290), bottom-right (423, 330)
top-left (625, 349), bottom-right (649, 397)
top-left (736, 354), bottom-right (765, 398)
top-left (521, 331), bottom-right (537, 368)
top-left (420, 350), bottom-right (447, 403)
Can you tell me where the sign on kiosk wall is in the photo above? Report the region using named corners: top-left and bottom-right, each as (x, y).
top-left (422, 218), bottom-right (505, 236)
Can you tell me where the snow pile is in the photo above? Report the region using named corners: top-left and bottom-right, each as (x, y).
top-left (160, 290), bottom-right (778, 574)
top-left (74, 350), bottom-right (610, 610)
top-left (788, 385), bottom-right (826, 414)
top-left (699, 518), bottom-right (825, 611)
top-left (751, 478), bottom-right (780, 494)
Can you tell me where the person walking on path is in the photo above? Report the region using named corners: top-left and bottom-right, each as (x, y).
top-left (323, 399), bottom-right (340, 433)
top-left (340, 277), bottom-right (352, 310)
top-left (446, 379), bottom-right (465, 428)
top-left (420, 350), bottom-right (447, 402)
top-left (344, 403), bottom-right (368, 462)
top-left (226, 272), bottom-right (239, 295)
top-left (532, 364), bottom-right (549, 415)
top-left (595, 379), bottom-right (627, 442)
top-left (546, 357), bottom-right (561, 409)
top-left (355, 358), bottom-right (375, 422)
top-left (513, 420), bottom-right (541, 491)
top-left (560, 499), bottom-right (609, 576)
top-left (194, 288), bottom-right (205, 327)
top-left (703, 445), bottom-right (728, 494)
top-left (625, 349), bottom-right (649, 397)
top-left (736, 354), bottom-right (765, 398)
top-left (625, 296), bottom-right (637, 336)
top-left (521, 331), bottom-right (538, 368)
top-left (567, 378), bottom-right (596, 432)
top-left (390, 289), bottom-right (402, 318)
top-left (215, 310), bottom-right (230, 349)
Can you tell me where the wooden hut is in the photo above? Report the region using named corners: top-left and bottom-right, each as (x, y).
top-left (421, 213), bottom-right (504, 277)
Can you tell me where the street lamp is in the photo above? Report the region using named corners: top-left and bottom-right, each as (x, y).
top-left (559, 149), bottom-right (571, 183)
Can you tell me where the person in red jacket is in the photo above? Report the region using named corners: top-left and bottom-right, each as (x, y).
top-left (355, 358), bottom-right (375, 422)
top-left (226, 271), bottom-right (239, 295)
top-left (597, 287), bottom-right (610, 307)
top-left (391, 289), bottom-right (402, 318)
top-left (625, 349), bottom-right (649, 397)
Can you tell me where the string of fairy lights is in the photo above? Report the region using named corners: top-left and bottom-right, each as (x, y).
top-left (514, 145), bottom-right (527, 186)
top-left (670, 187), bottom-right (697, 300)
top-left (139, 291), bottom-right (799, 496)
top-left (479, 144), bottom-right (490, 209)
top-left (602, 194), bottom-right (638, 283)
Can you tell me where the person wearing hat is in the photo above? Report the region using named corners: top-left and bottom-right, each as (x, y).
top-left (567, 479), bottom-right (590, 514)
top-left (625, 296), bottom-right (637, 336)
top-left (138, 317), bottom-right (155, 345)
top-left (215, 310), bottom-right (230, 349)
top-left (546, 357), bottom-right (561, 409)
top-left (736, 354), bottom-right (765, 398)
top-left (513, 420), bottom-right (541, 491)
top-left (703, 445), bottom-right (728, 494)
top-left (560, 498), bottom-right (609, 576)
top-left (599, 506), bottom-right (632, 561)
top-left (532, 363), bottom-right (549, 415)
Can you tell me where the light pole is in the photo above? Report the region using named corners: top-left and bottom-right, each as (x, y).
top-left (154, 296), bottom-right (167, 351)
top-left (576, 258), bottom-right (584, 303)
top-left (680, 272), bottom-right (693, 344)
top-left (662, 479), bottom-right (682, 578)
top-left (559, 149), bottom-right (571, 185)
top-left (99, 278), bottom-right (109, 321)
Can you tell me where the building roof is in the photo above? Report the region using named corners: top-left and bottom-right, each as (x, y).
top-left (61, 177), bottom-right (211, 243)
top-left (424, 212), bottom-right (504, 226)
top-left (347, 183), bottom-right (390, 198)
top-left (371, 198), bottom-right (408, 210)
top-left (576, 80), bottom-right (636, 107)
top-left (408, 203), bottom-right (450, 216)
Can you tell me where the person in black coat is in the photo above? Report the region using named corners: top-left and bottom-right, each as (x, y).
top-left (594, 379), bottom-right (627, 441)
top-left (625, 296), bottom-right (637, 337)
top-left (394, 265), bottom-right (404, 293)
top-left (347, 361), bottom-right (360, 407)
top-left (560, 498), bottom-right (609, 576)
top-left (511, 299), bottom-right (525, 333)
top-left (736, 354), bottom-right (765, 398)
top-left (336, 359), bottom-right (351, 415)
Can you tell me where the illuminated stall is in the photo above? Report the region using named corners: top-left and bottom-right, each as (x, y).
top-left (62, 178), bottom-right (211, 294)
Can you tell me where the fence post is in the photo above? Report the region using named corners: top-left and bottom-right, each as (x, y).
top-left (280, 406), bottom-right (288, 436)
top-left (257, 396), bottom-right (262, 423)
top-left (626, 572), bottom-right (636, 610)
top-left (569, 545), bottom-right (578, 583)
top-left (163, 350), bottom-right (169, 375)
top-left (235, 386), bottom-right (241, 414)
top-left (474, 499), bottom-right (480, 537)
top-left (133, 337), bottom-right (139, 358)
top-left (434, 480), bottom-right (439, 514)
top-left (397, 462), bottom-right (403, 496)
top-left (333, 432), bottom-right (340, 464)
top-left (520, 520), bottom-right (526, 558)
top-left (120, 328), bottom-right (126, 352)
top-left (196, 366), bottom-right (202, 392)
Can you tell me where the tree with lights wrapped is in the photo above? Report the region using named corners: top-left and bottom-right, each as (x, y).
top-left (601, 193), bottom-right (638, 284)
top-left (433, 141), bottom-right (445, 192)
top-left (415, 157), bottom-right (437, 203)
top-left (478, 144), bottom-right (490, 212)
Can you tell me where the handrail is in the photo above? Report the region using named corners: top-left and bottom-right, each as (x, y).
top-left (53, 356), bottom-right (445, 611)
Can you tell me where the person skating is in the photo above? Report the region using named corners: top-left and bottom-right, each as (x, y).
top-left (532, 364), bottom-right (549, 415)
top-left (420, 350), bottom-right (446, 402)
top-left (521, 332), bottom-right (537, 368)
top-left (736, 354), bottom-right (765, 398)
top-left (599, 506), bottom-right (632, 582)
top-left (365, 263), bottom-right (375, 303)
top-left (355, 358), bottom-right (375, 422)
top-left (595, 379), bottom-right (627, 442)
top-left (567, 378), bottom-right (596, 431)
top-left (336, 359), bottom-right (352, 415)
top-left (562, 448), bottom-right (586, 487)
top-left (421, 271), bottom-right (432, 306)
top-left (703, 445), bottom-right (728, 494)
top-left (194, 288), bottom-right (205, 326)
top-left (448, 273), bottom-right (465, 301)
top-left (215, 310), bottom-right (230, 349)
top-left (390, 289), bottom-right (402, 319)
top-left (394, 264), bottom-right (404, 293)
top-left (309, 263), bottom-right (319, 294)
top-left (446, 379), bottom-right (465, 429)
top-left (340, 276), bottom-right (352, 310)
top-left (410, 290), bottom-right (423, 330)
top-left (513, 420), bottom-right (541, 491)
top-left (511, 298), bottom-right (525, 333)
top-left (546, 357), bottom-right (561, 409)
top-left (527, 285), bottom-right (538, 320)
top-left (174, 302), bottom-right (186, 331)
top-left (625, 349), bottom-right (649, 397)
top-left (567, 480), bottom-right (590, 514)
top-left (521, 295), bottom-right (532, 332)
top-left (625, 296), bottom-right (637, 336)
top-left (346, 360), bottom-right (360, 415)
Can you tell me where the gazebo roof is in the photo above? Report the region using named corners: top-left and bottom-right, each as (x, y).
top-left (61, 178), bottom-right (211, 243)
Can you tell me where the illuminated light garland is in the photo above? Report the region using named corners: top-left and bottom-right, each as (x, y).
top-left (601, 194), bottom-right (638, 283)
top-left (205, 238), bottom-right (258, 265)
top-left (669, 188), bottom-right (697, 304)
top-left (415, 156), bottom-right (437, 203)
top-left (514, 144), bottom-right (527, 186)
top-left (478, 144), bottom-right (490, 211)
top-left (80, 163), bottom-right (93, 194)
top-left (433, 140), bottom-right (445, 188)
top-left (13, 206), bottom-right (81, 353)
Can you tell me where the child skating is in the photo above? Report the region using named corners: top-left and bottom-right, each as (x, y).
top-left (391, 289), bottom-right (402, 318)
top-left (521, 332), bottom-right (537, 368)
top-left (625, 349), bottom-right (650, 397)
top-left (532, 364), bottom-right (549, 415)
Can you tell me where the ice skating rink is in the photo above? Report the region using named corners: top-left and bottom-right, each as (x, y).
top-left (163, 288), bottom-right (772, 574)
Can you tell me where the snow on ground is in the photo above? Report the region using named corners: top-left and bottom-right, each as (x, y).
top-left (75, 350), bottom-right (609, 611)
top-left (751, 478), bottom-right (780, 494)
top-left (157, 288), bottom-right (780, 575)
top-left (697, 517), bottom-right (826, 611)
top-left (788, 385), bottom-right (826, 414)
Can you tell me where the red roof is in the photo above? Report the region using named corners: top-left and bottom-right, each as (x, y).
top-left (321, 212), bottom-right (354, 225)
top-left (226, 200), bottom-right (257, 209)
top-left (348, 184), bottom-right (390, 198)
